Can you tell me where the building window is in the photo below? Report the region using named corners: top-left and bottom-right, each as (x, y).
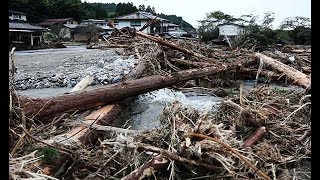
top-left (13, 15), bottom-right (20, 19)
top-left (130, 21), bottom-right (141, 27)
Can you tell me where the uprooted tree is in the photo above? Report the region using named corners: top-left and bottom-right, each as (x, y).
top-left (43, 24), bottom-right (69, 42)
top-left (74, 24), bottom-right (104, 44)
top-left (235, 13), bottom-right (311, 48)
top-left (197, 11), bottom-right (237, 42)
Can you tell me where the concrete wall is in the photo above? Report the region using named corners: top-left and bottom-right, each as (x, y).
top-left (219, 25), bottom-right (244, 36)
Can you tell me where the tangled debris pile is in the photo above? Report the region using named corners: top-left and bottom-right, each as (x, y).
top-left (9, 26), bottom-right (311, 180)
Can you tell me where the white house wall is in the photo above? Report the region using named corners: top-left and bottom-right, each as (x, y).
top-left (116, 20), bottom-right (149, 34)
top-left (9, 14), bottom-right (27, 21)
top-left (219, 25), bottom-right (244, 36)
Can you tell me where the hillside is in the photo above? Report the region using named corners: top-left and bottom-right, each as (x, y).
top-left (9, 0), bottom-right (195, 31)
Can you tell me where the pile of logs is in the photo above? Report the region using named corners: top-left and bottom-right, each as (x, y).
top-left (10, 25), bottom-right (311, 179)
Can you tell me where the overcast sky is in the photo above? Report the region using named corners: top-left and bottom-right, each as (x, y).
top-left (83, 0), bottom-right (311, 29)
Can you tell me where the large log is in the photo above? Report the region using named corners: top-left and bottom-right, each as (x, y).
top-left (169, 58), bottom-right (213, 68)
top-left (21, 58), bottom-right (257, 122)
top-left (255, 53), bottom-right (311, 89)
top-left (135, 31), bottom-right (209, 60)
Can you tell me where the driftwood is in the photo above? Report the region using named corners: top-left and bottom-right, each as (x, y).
top-left (242, 127), bottom-right (267, 148)
top-left (139, 18), bottom-right (160, 32)
top-left (69, 75), bottom-right (94, 93)
top-left (222, 99), bottom-right (243, 112)
top-left (190, 133), bottom-right (271, 180)
top-left (122, 155), bottom-right (169, 180)
top-left (133, 143), bottom-right (220, 171)
top-left (170, 59), bottom-right (282, 80)
top-left (135, 31), bottom-right (209, 60)
top-left (74, 122), bottom-right (139, 134)
top-left (255, 53), bottom-right (311, 89)
top-left (169, 58), bottom-right (213, 68)
top-left (20, 58), bottom-right (257, 122)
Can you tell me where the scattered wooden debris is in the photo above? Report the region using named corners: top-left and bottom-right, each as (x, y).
top-left (9, 26), bottom-right (311, 180)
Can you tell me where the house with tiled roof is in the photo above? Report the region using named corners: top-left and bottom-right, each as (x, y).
top-left (114, 11), bottom-right (180, 35)
top-left (38, 18), bottom-right (78, 40)
top-left (9, 10), bottom-right (48, 46)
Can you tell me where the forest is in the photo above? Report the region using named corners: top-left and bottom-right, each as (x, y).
top-left (9, 0), bottom-right (195, 31)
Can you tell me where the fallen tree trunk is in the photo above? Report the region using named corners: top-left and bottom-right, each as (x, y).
top-left (169, 58), bottom-right (213, 68)
top-left (20, 58), bottom-right (257, 122)
top-left (135, 31), bottom-right (209, 60)
top-left (242, 127), bottom-right (266, 148)
top-left (255, 53), bottom-right (311, 89)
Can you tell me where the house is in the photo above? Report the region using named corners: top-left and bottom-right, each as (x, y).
top-left (81, 19), bottom-right (110, 30)
top-left (113, 11), bottom-right (174, 34)
top-left (9, 10), bottom-right (27, 21)
top-left (9, 11), bottom-right (47, 46)
top-left (168, 23), bottom-right (180, 32)
top-left (216, 22), bottom-right (245, 41)
top-left (38, 18), bottom-right (78, 28)
top-left (38, 18), bottom-right (78, 40)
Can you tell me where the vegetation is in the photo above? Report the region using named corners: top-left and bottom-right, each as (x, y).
top-left (197, 11), bottom-right (238, 42)
top-left (157, 14), bottom-right (196, 32)
top-left (197, 10), bottom-right (311, 46)
top-left (9, 0), bottom-right (195, 32)
top-left (74, 24), bottom-right (104, 44)
top-left (36, 147), bottom-right (59, 163)
top-left (9, 0), bottom-right (83, 22)
top-left (43, 24), bottom-right (68, 42)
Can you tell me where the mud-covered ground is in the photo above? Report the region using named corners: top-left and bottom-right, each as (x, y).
top-left (11, 45), bottom-right (138, 90)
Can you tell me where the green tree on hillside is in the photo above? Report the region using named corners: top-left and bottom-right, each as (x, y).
top-left (138, 5), bottom-right (145, 11)
top-left (280, 16), bottom-right (311, 30)
top-left (145, 5), bottom-right (156, 14)
top-left (115, 2), bottom-right (137, 16)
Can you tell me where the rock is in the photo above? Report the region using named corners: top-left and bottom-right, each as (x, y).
top-left (102, 79), bottom-right (109, 85)
top-left (44, 82), bottom-right (51, 88)
top-left (112, 75), bottom-right (123, 84)
top-left (69, 74), bottom-right (79, 79)
top-left (63, 79), bottom-right (68, 85)
top-left (123, 70), bottom-right (130, 75)
top-left (21, 84), bottom-right (27, 90)
top-left (97, 60), bottom-right (105, 68)
top-left (70, 80), bottom-right (77, 87)
top-left (51, 76), bottom-right (59, 82)
top-left (289, 56), bottom-right (295, 62)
